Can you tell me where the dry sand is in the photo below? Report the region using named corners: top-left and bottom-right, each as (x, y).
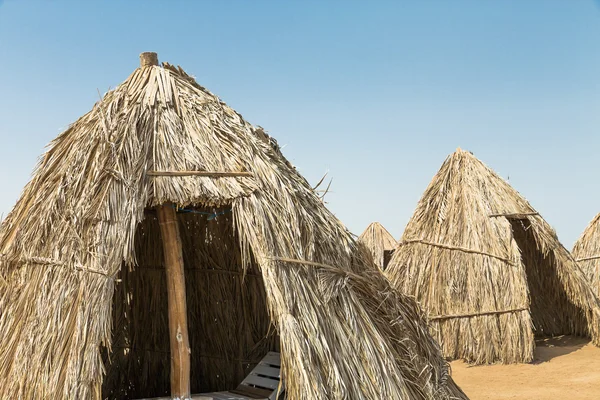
top-left (451, 336), bottom-right (600, 400)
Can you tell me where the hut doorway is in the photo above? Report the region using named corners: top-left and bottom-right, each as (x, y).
top-left (102, 205), bottom-right (279, 399)
top-left (508, 218), bottom-right (586, 337)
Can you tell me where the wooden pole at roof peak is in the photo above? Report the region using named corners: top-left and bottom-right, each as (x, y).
top-left (146, 49), bottom-right (191, 400)
top-left (140, 52), bottom-right (159, 67)
top-left (157, 202), bottom-right (191, 399)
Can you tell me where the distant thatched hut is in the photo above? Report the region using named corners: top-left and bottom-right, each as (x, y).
top-left (386, 148), bottom-right (600, 365)
top-left (0, 53), bottom-right (467, 400)
top-left (358, 222), bottom-right (397, 270)
top-left (573, 214), bottom-right (600, 296)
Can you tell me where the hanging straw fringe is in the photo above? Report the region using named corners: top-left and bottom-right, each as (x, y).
top-left (173, 205), bottom-right (231, 220)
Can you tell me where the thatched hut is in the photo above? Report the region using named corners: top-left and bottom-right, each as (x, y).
top-left (573, 213), bottom-right (600, 296)
top-left (0, 53), bottom-right (467, 400)
top-left (385, 148), bottom-right (600, 365)
top-left (358, 222), bottom-right (397, 270)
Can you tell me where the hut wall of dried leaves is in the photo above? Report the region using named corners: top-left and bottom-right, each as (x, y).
top-left (385, 149), bottom-right (600, 365)
top-left (358, 222), bottom-right (397, 270)
top-left (573, 213), bottom-right (600, 298)
top-left (0, 55), bottom-right (467, 399)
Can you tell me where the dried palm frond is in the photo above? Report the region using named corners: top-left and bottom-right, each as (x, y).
top-left (358, 222), bottom-right (397, 270)
top-left (0, 54), bottom-right (467, 400)
top-left (386, 148), bottom-right (600, 365)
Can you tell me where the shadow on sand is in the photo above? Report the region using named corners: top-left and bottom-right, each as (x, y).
top-left (531, 335), bottom-right (589, 364)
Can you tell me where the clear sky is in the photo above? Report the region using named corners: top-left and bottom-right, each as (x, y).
top-left (1, 1), bottom-right (599, 248)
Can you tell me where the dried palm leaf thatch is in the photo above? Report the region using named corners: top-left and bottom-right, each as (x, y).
top-left (386, 148), bottom-right (600, 365)
top-left (0, 54), bottom-right (467, 400)
top-left (573, 213), bottom-right (600, 297)
top-left (358, 222), bottom-right (397, 270)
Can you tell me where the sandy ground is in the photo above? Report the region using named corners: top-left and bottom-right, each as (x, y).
top-left (451, 336), bottom-right (600, 400)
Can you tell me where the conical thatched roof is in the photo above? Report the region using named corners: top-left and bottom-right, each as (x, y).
top-left (385, 148), bottom-right (600, 365)
top-left (573, 213), bottom-right (600, 296)
top-left (358, 222), bottom-right (397, 270)
top-left (0, 54), bottom-right (467, 399)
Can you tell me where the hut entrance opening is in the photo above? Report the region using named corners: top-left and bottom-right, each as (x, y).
top-left (102, 205), bottom-right (279, 399)
top-left (508, 218), bottom-right (586, 338)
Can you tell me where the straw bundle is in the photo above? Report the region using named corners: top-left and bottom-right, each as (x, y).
top-left (0, 54), bottom-right (467, 399)
top-left (386, 149), bottom-right (600, 364)
top-left (573, 213), bottom-right (600, 297)
top-left (358, 222), bottom-right (397, 270)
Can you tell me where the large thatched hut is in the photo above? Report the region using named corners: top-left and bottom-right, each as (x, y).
top-left (358, 222), bottom-right (397, 270)
top-left (0, 53), bottom-right (467, 400)
top-left (385, 148), bottom-right (600, 365)
top-left (573, 213), bottom-right (600, 296)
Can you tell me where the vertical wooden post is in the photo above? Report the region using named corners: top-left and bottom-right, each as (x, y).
top-left (157, 202), bottom-right (191, 399)
top-left (144, 48), bottom-right (190, 400)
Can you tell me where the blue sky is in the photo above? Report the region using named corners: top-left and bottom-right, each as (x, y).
top-left (1, 1), bottom-right (599, 247)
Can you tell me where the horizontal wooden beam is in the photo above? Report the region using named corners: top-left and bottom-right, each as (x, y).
top-left (488, 212), bottom-right (539, 218)
top-left (270, 256), bottom-right (337, 270)
top-left (6, 255), bottom-right (115, 279)
top-left (398, 239), bottom-right (516, 266)
top-left (128, 265), bottom-right (263, 278)
top-left (576, 255), bottom-right (600, 263)
top-left (147, 171), bottom-right (253, 177)
top-left (429, 306), bottom-right (529, 321)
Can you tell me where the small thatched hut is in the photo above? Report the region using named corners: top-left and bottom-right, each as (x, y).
top-left (358, 222), bottom-right (397, 270)
top-left (0, 53), bottom-right (467, 400)
top-left (385, 148), bottom-right (600, 365)
top-left (573, 213), bottom-right (600, 296)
